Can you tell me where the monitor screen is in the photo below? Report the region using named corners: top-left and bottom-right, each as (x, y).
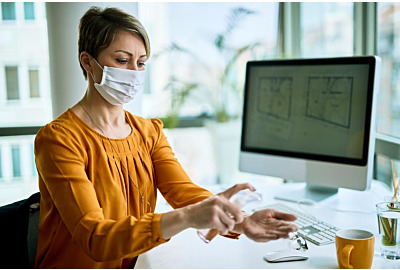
top-left (239, 56), bottom-right (380, 201)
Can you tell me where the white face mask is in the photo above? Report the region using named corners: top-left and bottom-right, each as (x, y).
top-left (90, 58), bottom-right (145, 106)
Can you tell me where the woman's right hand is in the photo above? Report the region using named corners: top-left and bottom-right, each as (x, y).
top-left (183, 195), bottom-right (242, 235)
top-left (160, 183), bottom-right (254, 239)
top-left (184, 183), bottom-right (255, 234)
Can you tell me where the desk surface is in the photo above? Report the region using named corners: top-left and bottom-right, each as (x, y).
top-left (136, 181), bottom-right (400, 269)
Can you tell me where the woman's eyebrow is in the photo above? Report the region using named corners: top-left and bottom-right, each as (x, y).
top-left (114, 50), bottom-right (147, 59)
top-left (114, 49), bottom-right (133, 56)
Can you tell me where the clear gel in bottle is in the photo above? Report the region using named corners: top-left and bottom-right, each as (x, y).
top-left (197, 190), bottom-right (262, 243)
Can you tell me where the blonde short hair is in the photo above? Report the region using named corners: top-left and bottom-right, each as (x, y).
top-left (78, 6), bottom-right (151, 79)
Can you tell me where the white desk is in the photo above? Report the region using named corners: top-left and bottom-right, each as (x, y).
top-left (136, 181), bottom-right (400, 269)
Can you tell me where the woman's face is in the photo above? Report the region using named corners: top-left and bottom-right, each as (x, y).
top-left (91, 30), bottom-right (147, 81)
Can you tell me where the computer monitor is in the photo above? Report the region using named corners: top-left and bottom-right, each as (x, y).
top-left (239, 56), bottom-right (381, 203)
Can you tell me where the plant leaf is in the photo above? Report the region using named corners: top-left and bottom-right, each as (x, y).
top-left (221, 42), bottom-right (261, 86)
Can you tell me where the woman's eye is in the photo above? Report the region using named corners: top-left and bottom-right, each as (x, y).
top-left (138, 62), bottom-right (146, 68)
top-left (117, 59), bottom-right (128, 64)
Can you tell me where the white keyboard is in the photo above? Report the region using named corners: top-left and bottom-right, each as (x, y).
top-left (264, 203), bottom-right (341, 246)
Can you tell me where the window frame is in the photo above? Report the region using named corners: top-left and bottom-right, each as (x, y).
top-left (279, 3), bottom-right (395, 182)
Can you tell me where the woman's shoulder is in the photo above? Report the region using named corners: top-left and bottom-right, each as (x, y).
top-left (36, 109), bottom-right (85, 140)
top-left (34, 109), bottom-right (89, 162)
top-left (125, 111), bottom-right (164, 134)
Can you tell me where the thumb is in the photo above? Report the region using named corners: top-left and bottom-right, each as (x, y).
top-left (218, 183), bottom-right (255, 200)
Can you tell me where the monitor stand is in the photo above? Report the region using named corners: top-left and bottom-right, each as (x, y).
top-left (274, 183), bottom-right (338, 205)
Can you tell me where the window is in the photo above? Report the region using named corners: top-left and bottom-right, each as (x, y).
top-left (374, 3), bottom-right (400, 187)
top-left (31, 142), bottom-right (36, 176)
top-left (11, 145), bottom-right (21, 178)
top-left (29, 69), bottom-right (40, 98)
top-left (139, 2), bottom-right (278, 119)
top-left (24, 2), bottom-right (35, 20)
top-left (1, 2), bottom-right (399, 203)
top-left (377, 2), bottom-right (400, 137)
top-left (0, 146), bottom-right (2, 178)
top-left (0, 2), bottom-right (50, 205)
top-left (300, 2), bottom-right (353, 57)
top-left (137, 3), bottom-right (279, 185)
top-left (5, 66), bottom-right (19, 100)
top-left (1, 2), bottom-right (16, 21)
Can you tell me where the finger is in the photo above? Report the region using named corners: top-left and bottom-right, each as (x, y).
top-left (208, 209), bottom-right (234, 235)
top-left (267, 224), bottom-right (298, 234)
top-left (218, 183), bottom-right (255, 200)
top-left (219, 197), bottom-right (245, 223)
top-left (206, 197), bottom-right (238, 233)
top-left (274, 220), bottom-right (299, 232)
top-left (253, 229), bottom-right (295, 242)
top-left (209, 218), bottom-right (227, 235)
top-left (251, 233), bottom-right (281, 242)
top-left (270, 226), bottom-right (298, 238)
top-left (272, 210), bottom-right (297, 221)
top-left (217, 208), bottom-right (236, 233)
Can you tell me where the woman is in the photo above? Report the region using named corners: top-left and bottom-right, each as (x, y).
top-left (34, 6), bottom-right (298, 268)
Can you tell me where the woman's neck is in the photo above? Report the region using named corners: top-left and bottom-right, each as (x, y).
top-left (81, 90), bottom-right (126, 129)
top-left (74, 88), bottom-right (131, 139)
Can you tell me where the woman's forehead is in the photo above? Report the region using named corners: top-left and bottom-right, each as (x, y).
top-left (106, 30), bottom-right (146, 55)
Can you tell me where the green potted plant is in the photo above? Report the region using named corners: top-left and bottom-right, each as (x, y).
top-left (158, 7), bottom-right (265, 183)
top-left (202, 7), bottom-right (264, 183)
top-left (200, 7), bottom-right (262, 123)
top-left (158, 7), bottom-right (263, 125)
top-left (159, 75), bottom-right (199, 129)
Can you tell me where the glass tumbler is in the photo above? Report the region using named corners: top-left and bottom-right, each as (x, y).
top-left (376, 202), bottom-right (400, 260)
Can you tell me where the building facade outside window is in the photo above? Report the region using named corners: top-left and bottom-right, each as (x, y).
top-left (300, 2), bottom-right (353, 58)
top-left (0, 2), bottom-right (51, 205)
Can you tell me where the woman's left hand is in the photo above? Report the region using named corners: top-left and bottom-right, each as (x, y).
top-left (238, 209), bottom-right (298, 242)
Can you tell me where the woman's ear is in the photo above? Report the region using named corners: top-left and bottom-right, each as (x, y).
top-left (80, 51), bottom-right (93, 75)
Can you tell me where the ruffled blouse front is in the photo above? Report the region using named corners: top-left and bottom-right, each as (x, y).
top-left (34, 109), bottom-right (213, 268)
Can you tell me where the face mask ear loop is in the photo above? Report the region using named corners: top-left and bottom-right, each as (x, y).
top-left (92, 57), bottom-right (104, 71)
top-left (90, 56), bottom-right (103, 84)
top-left (89, 71), bottom-right (98, 84)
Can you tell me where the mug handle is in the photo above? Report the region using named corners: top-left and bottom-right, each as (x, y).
top-left (341, 244), bottom-right (354, 269)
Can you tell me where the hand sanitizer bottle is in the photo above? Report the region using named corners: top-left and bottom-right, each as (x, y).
top-left (197, 190), bottom-right (262, 243)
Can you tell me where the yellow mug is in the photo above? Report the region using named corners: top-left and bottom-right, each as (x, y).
top-left (335, 229), bottom-right (375, 269)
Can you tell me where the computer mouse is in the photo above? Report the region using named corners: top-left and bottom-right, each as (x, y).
top-left (264, 249), bottom-right (309, 263)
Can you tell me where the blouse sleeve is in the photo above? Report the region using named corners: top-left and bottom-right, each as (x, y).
top-left (149, 119), bottom-right (214, 208)
top-left (35, 124), bottom-right (168, 262)
top-left (149, 119), bottom-right (241, 240)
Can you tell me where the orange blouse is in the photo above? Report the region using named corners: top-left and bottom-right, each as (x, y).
top-left (34, 109), bottom-right (213, 268)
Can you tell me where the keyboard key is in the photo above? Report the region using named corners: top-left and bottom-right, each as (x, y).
top-left (307, 234), bottom-right (323, 242)
top-left (261, 203), bottom-right (340, 246)
top-left (297, 229), bottom-right (308, 235)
